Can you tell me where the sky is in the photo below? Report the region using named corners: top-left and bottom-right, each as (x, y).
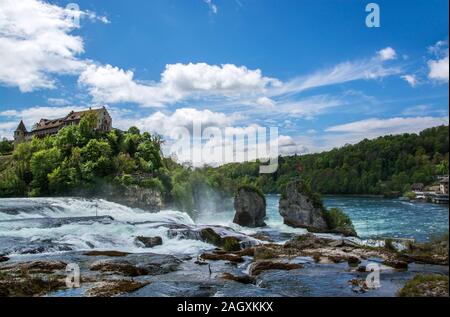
top-left (0, 0), bottom-right (449, 163)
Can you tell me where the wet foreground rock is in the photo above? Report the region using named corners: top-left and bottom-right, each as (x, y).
top-left (90, 253), bottom-right (182, 276)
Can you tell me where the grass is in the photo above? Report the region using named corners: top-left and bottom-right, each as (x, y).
top-left (237, 184), bottom-right (266, 205)
top-left (398, 274), bottom-right (449, 297)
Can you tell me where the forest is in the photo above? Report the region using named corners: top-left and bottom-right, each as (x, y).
top-left (0, 112), bottom-right (448, 212)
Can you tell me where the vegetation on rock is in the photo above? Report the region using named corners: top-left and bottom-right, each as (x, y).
top-left (398, 274), bottom-right (449, 297)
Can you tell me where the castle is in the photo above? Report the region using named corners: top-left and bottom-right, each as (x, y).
top-left (14, 107), bottom-right (112, 145)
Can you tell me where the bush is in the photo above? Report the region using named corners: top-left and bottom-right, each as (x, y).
top-left (237, 184), bottom-right (266, 205)
top-left (140, 178), bottom-right (164, 192)
top-left (323, 207), bottom-right (356, 236)
top-left (398, 274), bottom-right (449, 297)
top-left (404, 191), bottom-right (416, 200)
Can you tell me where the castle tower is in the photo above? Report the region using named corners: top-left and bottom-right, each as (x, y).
top-left (14, 120), bottom-right (27, 146)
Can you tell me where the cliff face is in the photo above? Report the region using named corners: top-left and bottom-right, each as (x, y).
top-left (233, 186), bottom-right (267, 228)
top-left (279, 180), bottom-right (328, 231)
top-left (100, 184), bottom-right (163, 212)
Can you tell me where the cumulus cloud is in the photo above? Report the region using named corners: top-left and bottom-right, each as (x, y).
top-left (427, 40), bottom-right (449, 82)
top-left (79, 63), bottom-right (280, 107)
top-left (0, 0), bottom-right (107, 92)
top-left (256, 97), bottom-right (276, 107)
top-left (377, 47), bottom-right (397, 61)
top-left (127, 108), bottom-right (238, 139)
top-left (428, 56), bottom-right (449, 82)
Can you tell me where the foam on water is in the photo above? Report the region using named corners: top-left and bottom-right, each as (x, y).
top-left (0, 194), bottom-right (447, 257)
top-left (0, 197), bottom-right (210, 256)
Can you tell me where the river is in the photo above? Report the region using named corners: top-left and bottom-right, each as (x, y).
top-left (0, 196), bottom-right (448, 297)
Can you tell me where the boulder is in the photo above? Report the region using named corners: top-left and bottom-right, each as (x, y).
top-left (167, 227), bottom-right (243, 251)
top-left (249, 261), bottom-right (303, 276)
top-left (0, 256), bottom-right (9, 263)
top-left (233, 186), bottom-right (266, 227)
top-left (102, 184), bottom-right (163, 212)
top-left (279, 180), bottom-right (328, 231)
top-left (135, 236), bottom-right (163, 248)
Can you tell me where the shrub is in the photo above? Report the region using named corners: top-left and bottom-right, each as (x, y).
top-left (140, 178), bottom-right (164, 192)
top-left (323, 207), bottom-right (356, 236)
top-left (398, 274), bottom-right (449, 297)
top-left (237, 184), bottom-right (266, 205)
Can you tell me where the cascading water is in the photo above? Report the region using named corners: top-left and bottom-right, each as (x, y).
top-left (0, 198), bottom-right (216, 256)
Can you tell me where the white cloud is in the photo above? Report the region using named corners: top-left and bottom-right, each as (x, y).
top-left (401, 105), bottom-right (448, 117)
top-left (203, 0), bottom-right (218, 14)
top-left (131, 108), bottom-right (238, 139)
top-left (274, 52), bottom-right (401, 96)
top-left (401, 74), bottom-right (418, 87)
top-left (273, 95), bottom-right (344, 118)
top-left (0, 0), bottom-right (109, 92)
top-left (326, 116), bottom-right (449, 134)
top-left (427, 40), bottom-right (449, 82)
top-left (79, 63), bottom-right (280, 107)
top-left (377, 47), bottom-right (397, 61)
top-left (428, 55), bottom-right (449, 82)
top-left (256, 97), bottom-right (276, 107)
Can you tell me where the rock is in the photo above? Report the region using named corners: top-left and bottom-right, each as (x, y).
top-left (233, 186), bottom-right (266, 227)
top-left (349, 278), bottom-right (369, 293)
top-left (87, 280), bottom-right (149, 297)
top-left (347, 256), bottom-right (361, 266)
top-left (249, 261), bottom-right (303, 276)
top-left (90, 260), bottom-right (148, 277)
top-left (135, 236), bottom-right (163, 248)
top-left (0, 270), bottom-right (65, 297)
top-left (84, 251), bottom-right (130, 257)
top-left (383, 259), bottom-right (408, 270)
top-left (200, 252), bottom-right (245, 263)
top-left (220, 273), bottom-right (255, 284)
top-left (90, 254), bottom-right (181, 276)
top-left (102, 184), bottom-right (163, 212)
top-left (0, 256), bottom-right (9, 263)
top-left (398, 274), bottom-right (449, 297)
top-left (1, 261), bottom-right (67, 274)
top-left (279, 180), bottom-right (328, 230)
top-left (284, 233), bottom-right (331, 250)
top-left (357, 265), bottom-right (367, 273)
top-left (168, 227), bottom-right (242, 251)
top-left (254, 246), bottom-right (278, 260)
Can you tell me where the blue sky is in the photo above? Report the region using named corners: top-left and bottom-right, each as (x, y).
top-left (0, 0), bottom-right (448, 161)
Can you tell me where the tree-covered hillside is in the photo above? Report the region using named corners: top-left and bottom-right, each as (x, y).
top-left (1, 120), bottom-right (448, 211)
top-left (0, 112), bottom-right (166, 198)
top-left (209, 125), bottom-right (449, 196)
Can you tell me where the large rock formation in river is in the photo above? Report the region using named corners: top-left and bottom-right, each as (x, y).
top-left (233, 186), bottom-right (266, 228)
top-left (101, 184), bottom-right (163, 212)
top-left (279, 179), bottom-right (328, 231)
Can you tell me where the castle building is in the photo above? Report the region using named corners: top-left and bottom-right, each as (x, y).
top-left (14, 107), bottom-right (112, 146)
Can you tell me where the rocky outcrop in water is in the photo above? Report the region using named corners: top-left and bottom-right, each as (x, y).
top-left (233, 186), bottom-right (266, 227)
top-left (100, 184), bottom-right (163, 212)
top-left (134, 236), bottom-right (163, 248)
top-left (279, 180), bottom-right (328, 231)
